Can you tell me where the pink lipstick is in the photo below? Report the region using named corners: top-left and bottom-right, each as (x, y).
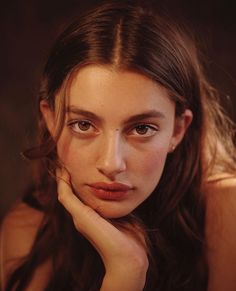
top-left (88, 182), bottom-right (132, 200)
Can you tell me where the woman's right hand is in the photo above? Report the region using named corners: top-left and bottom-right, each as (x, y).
top-left (57, 169), bottom-right (149, 291)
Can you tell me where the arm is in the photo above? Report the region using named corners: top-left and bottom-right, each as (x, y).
top-left (57, 169), bottom-right (148, 291)
top-left (205, 176), bottom-right (236, 291)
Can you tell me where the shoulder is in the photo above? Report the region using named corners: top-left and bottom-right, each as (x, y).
top-left (0, 202), bottom-right (44, 287)
top-left (204, 173), bottom-right (236, 291)
top-left (1, 202), bottom-right (44, 258)
top-left (205, 173), bottom-right (236, 212)
top-left (205, 173), bottom-right (236, 226)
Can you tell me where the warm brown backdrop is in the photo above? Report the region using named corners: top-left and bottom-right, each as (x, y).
top-left (0, 0), bottom-right (236, 219)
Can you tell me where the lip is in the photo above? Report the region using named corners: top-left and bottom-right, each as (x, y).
top-left (88, 182), bottom-right (133, 201)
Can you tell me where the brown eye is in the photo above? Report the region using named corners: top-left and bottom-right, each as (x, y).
top-left (67, 120), bottom-right (95, 134)
top-left (130, 124), bottom-right (158, 137)
top-left (135, 125), bottom-right (149, 135)
top-left (77, 121), bottom-right (91, 131)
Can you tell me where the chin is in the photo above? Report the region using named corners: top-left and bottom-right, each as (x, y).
top-left (73, 187), bottom-right (134, 218)
top-left (94, 205), bottom-right (132, 219)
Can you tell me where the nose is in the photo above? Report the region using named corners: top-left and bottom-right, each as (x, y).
top-left (96, 132), bottom-right (127, 179)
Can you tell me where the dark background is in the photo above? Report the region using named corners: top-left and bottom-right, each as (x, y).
top-left (0, 0), bottom-right (236, 220)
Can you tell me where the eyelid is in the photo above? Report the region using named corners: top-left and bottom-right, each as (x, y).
top-left (128, 122), bottom-right (159, 130)
top-left (127, 123), bottom-right (159, 137)
top-left (67, 117), bottom-right (95, 124)
top-left (67, 112), bottom-right (102, 127)
top-left (67, 119), bottom-right (97, 135)
top-left (67, 118), bottom-right (89, 125)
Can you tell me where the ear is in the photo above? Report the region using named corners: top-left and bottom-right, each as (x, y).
top-left (168, 109), bottom-right (193, 152)
top-left (40, 100), bottom-right (56, 136)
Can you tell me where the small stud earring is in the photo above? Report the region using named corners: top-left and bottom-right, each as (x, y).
top-left (169, 144), bottom-right (176, 152)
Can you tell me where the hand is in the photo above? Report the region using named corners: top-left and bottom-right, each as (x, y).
top-left (57, 169), bottom-right (148, 291)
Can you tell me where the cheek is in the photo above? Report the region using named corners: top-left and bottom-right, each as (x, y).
top-left (56, 132), bottom-right (78, 166)
top-left (136, 145), bottom-right (169, 177)
top-left (129, 145), bottom-right (169, 203)
top-left (56, 134), bottom-right (92, 180)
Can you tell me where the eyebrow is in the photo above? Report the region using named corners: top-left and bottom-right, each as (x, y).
top-left (124, 110), bottom-right (166, 123)
top-left (66, 106), bottom-right (166, 124)
top-left (66, 106), bottom-right (101, 122)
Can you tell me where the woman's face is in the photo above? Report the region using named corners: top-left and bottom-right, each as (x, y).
top-left (42, 65), bottom-right (192, 218)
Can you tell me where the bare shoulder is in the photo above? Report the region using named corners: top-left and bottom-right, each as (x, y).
top-left (1, 202), bottom-right (44, 258)
top-left (0, 202), bottom-right (44, 287)
top-left (205, 174), bottom-right (236, 291)
top-left (205, 174), bottom-right (236, 227)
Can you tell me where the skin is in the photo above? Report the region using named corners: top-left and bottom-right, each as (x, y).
top-left (1, 67), bottom-right (236, 291)
top-left (41, 65), bottom-right (192, 290)
top-left (42, 66), bottom-right (192, 218)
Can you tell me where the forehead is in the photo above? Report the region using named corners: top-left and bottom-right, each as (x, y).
top-left (66, 65), bottom-right (175, 118)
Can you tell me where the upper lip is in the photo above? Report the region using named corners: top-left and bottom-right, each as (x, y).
top-left (89, 182), bottom-right (133, 191)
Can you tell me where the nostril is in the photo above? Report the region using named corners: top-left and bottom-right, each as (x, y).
top-left (96, 157), bottom-right (126, 178)
top-left (97, 163), bottom-right (126, 178)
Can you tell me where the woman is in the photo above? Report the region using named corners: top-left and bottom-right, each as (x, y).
top-left (1, 1), bottom-right (236, 290)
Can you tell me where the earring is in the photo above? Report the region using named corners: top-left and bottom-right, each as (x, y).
top-left (169, 144), bottom-right (176, 152)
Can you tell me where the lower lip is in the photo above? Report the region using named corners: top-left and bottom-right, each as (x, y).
top-left (89, 187), bottom-right (129, 201)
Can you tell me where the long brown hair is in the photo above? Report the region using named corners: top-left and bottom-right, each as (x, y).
top-left (6, 1), bottom-right (236, 290)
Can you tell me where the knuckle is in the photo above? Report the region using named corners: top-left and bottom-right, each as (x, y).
top-left (73, 217), bottom-right (80, 230)
top-left (127, 252), bottom-right (149, 272)
top-left (72, 206), bottom-right (96, 229)
top-left (57, 191), bottom-right (66, 204)
top-left (82, 205), bottom-right (99, 222)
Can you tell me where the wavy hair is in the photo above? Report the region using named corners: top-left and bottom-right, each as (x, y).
top-left (6, 1), bottom-right (236, 290)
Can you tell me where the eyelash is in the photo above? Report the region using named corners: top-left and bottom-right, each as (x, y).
top-left (67, 120), bottom-right (159, 137)
top-left (130, 124), bottom-right (158, 136)
top-left (67, 120), bottom-right (95, 134)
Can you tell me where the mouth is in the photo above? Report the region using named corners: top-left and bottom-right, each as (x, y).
top-left (88, 182), bottom-right (133, 201)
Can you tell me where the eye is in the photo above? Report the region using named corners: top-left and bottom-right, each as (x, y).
top-left (77, 120), bottom-right (92, 131)
top-left (67, 120), bottom-right (95, 133)
top-left (131, 124), bottom-right (158, 137)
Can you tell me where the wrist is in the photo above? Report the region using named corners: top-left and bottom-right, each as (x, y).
top-left (101, 274), bottom-right (146, 291)
top-left (100, 262), bottom-right (148, 291)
